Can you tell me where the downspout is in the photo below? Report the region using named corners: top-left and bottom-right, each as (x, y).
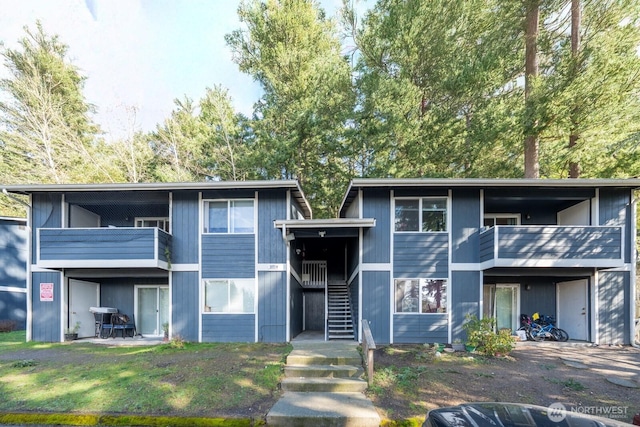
top-left (630, 196), bottom-right (639, 348)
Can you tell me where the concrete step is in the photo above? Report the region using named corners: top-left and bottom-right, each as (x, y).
top-left (267, 392), bottom-right (380, 427)
top-left (286, 345), bottom-right (362, 366)
top-left (281, 377), bottom-right (367, 392)
top-left (285, 364), bottom-right (364, 378)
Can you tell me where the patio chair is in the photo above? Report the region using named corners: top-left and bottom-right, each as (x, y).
top-left (112, 314), bottom-right (136, 338)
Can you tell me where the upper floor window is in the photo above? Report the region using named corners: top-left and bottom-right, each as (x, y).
top-left (394, 197), bottom-right (447, 232)
top-left (135, 217), bottom-right (170, 232)
top-left (204, 199), bottom-right (254, 234)
top-left (483, 214), bottom-right (520, 227)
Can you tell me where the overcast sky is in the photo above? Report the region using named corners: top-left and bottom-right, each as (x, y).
top-left (0, 0), bottom-right (350, 140)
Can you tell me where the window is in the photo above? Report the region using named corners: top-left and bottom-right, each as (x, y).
top-left (395, 198), bottom-right (447, 232)
top-left (204, 200), bottom-right (254, 233)
top-left (135, 217), bottom-right (170, 232)
top-left (203, 279), bottom-right (255, 313)
top-left (483, 214), bottom-right (520, 227)
top-left (394, 279), bottom-right (447, 313)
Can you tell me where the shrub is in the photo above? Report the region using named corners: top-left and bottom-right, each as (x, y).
top-left (463, 314), bottom-right (515, 357)
top-left (0, 320), bottom-right (17, 333)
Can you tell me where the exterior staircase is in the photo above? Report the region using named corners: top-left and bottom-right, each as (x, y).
top-left (327, 280), bottom-right (355, 340)
top-left (267, 341), bottom-right (380, 426)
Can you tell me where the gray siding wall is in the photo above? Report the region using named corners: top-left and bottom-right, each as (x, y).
top-left (496, 226), bottom-right (622, 260)
top-left (31, 271), bottom-right (61, 342)
top-left (393, 315), bottom-right (448, 343)
top-left (290, 278), bottom-right (304, 339)
top-left (172, 271), bottom-right (199, 341)
top-left (100, 277), bottom-right (167, 317)
top-left (171, 191), bottom-right (199, 264)
top-left (362, 189), bottom-right (390, 264)
top-left (32, 193), bottom-right (62, 264)
top-left (451, 189), bottom-right (481, 263)
top-left (0, 219), bottom-right (27, 285)
top-left (202, 314), bottom-right (255, 342)
top-left (394, 234), bottom-right (448, 277)
top-left (349, 272), bottom-right (359, 336)
top-left (599, 189), bottom-right (632, 263)
top-left (362, 271), bottom-right (390, 344)
top-left (0, 291), bottom-right (26, 329)
top-left (598, 271), bottom-right (630, 345)
top-left (451, 271), bottom-right (481, 342)
top-left (258, 271), bottom-right (286, 342)
top-left (258, 190), bottom-right (287, 264)
top-left (479, 229), bottom-right (495, 262)
top-left (201, 235), bottom-right (255, 278)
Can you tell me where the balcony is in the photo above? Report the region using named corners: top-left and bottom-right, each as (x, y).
top-left (37, 227), bottom-right (172, 270)
top-left (479, 225), bottom-right (624, 269)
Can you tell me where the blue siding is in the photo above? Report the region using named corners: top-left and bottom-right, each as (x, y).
top-left (349, 273), bottom-right (359, 336)
top-left (496, 226), bottom-right (621, 260)
top-left (362, 271), bottom-right (390, 344)
top-left (598, 271), bottom-right (629, 345)
top-left (362, 189), bottom-right (390, 264)
top-left (258, 190), bottom-right (287, 264)
top-left (0, 291), bottom-right (27, 330)
top-left (393, 315), bottom-right (448, 343)
top-left (100, 277), bottom-right (166, 317)
top-left (172, 191), bottom-right (199, 264)
top-left (0, 219), bottom-right (27, 285)
top-left (39, 228), bottom-right (162, 261)
top-left (599, 189), bottom-right (631, 263)
top-left (172, 271), bottom-right (199, 341)
top-left (394, 234), bottom-right (448, 277)
top-left (32, 193), bottom-right (62, 264)
top-left (31, 271), bottom-right (61, 342)
top-left (451, 189), bottom-right (481, 263)
top-left (201, 234), bottom-right (255, 278)
top-left (202, 314), bottom-right (255, 342)
top-left (290, 277), bottom-right (304, 339)
top-left (258, 271), bottom-right (286, 342)
top-left (479, 228), bottom-right (495, 262)
top-left (451, 271), bottom-right (480, 342)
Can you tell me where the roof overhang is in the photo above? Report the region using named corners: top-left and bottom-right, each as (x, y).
top-left (274, 218), bottom-right (376, 240)
top-left (2, 180), bottom-right (312, 220)
top-left (339, 178), bottom-right (640, 216)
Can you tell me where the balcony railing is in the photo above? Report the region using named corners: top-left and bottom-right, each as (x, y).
top-left (479, 225), bottom-right (624, 268)
top-left (37, 227), bottom-right (172, 269)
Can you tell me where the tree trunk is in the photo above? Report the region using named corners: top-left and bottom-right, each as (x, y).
top-left (568, 0), bottom-right (581, 178)
top-left (524, 0), bottom-right (540, 179)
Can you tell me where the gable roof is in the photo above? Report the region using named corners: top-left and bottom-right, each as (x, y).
top-left (3, 180), bottom-right (312, 219)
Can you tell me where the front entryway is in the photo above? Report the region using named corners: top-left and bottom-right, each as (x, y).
top-left (557, 279), bottom-right (588, 341)
top-left (68, 279), bottom-right (99, 338)
top-left (135, 285), bottom-right (169, 336)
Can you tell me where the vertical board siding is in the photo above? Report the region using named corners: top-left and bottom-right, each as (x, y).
top-left (258, 190), bottom-right (287, 264)
top-left (158, 231), bottom-right (172, 262)
top-left (171, 191), bottom-right (199, 264)
top-left (518, 279), bottom-right (556, 319)
top-left (0, 291), bottom-right (27, 329)
top-left (31, 271), bottom-right (61, 342)
top-left (0, 219), bottom-right (27, 285)
top-left (290, 278), bottom-right (304, 339)
top-left (599, 189), bottom-right (631, 263)
top-left (362, 189), bottom-right (390, 264)
top-left (201, 234), bottom-right (255, 278)
top-left (202, 314), bottom-right (255, 342)
top-left (32, 193), bottom-right (62, 264)
top-left (598, 271), bottom-right (629, 345)
top-left (393, 315), bottom-right (448, 343)
top-left (393, 234), bottom-right (449, 277)
top-left (349, 273), bottom-right (359, 335)
top-left (258, 271), bottom-right (286, 342)
top-left (362, 271), bottom-right (390, 344)
top-left (100, 277), bottom-right (167, 317)
top-left (172, 271), bottom-right (199, 341)
top-left (451, 271), bottom-right (481, 341)
top-left (451, 189), bottom-right (481, 263)
top-left (479, 229), bottom-right (495, 262)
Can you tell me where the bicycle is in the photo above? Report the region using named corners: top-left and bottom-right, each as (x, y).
top-left (529, 313), bottom-right (569, 342)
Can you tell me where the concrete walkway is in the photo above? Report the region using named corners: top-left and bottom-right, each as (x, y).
top-left (267, 340), bottom-right (381, 426)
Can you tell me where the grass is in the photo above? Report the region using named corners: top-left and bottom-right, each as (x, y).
top-left (0, 331), bottom-right (291, 420)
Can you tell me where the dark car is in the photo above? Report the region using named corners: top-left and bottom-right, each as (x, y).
top-left (423, 402), bottom-right (632, 427)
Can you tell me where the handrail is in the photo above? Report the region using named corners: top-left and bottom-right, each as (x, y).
top-left (361, 319), bottom-right (376, 386)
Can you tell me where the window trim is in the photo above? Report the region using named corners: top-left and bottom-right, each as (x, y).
top-left (202, 278), bottom-right (256, 314)
top-left (483, 213), bottom-right (521, 227)
top-left (394, 196), bottom-right (448, 233)
top-left (394, 278), bottom-right (448, 315)
top-left (202, 198), bottom-right (256, 234)
top-left (135, 217), bottom-right (170, 232)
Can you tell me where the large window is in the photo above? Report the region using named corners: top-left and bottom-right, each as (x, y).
top-left (394, 279), bottom-right (447, 313)
top-left (204, 200), bottom-right (254, 233)
top-left (203, 279), bottom-right (255, 313)
top-left (395, 198), bottom-right (447, 232)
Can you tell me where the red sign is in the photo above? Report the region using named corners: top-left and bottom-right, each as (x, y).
top-left (40, 283), bottom-right (54, 302)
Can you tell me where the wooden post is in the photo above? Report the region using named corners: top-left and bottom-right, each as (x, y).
top-left (361, 319), bottom-right (376, 386)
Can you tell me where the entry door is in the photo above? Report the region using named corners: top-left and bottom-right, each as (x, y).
top-left (304, 291), bottom-right (325, 331)
top-left (484, 284), bottom-right (519, 332)
top-left (135, 286), bottom-right (169, 336)
top-left (558, 279), bottom-right (588, 341)
top-left (68, 279), bottom-right (99, 338)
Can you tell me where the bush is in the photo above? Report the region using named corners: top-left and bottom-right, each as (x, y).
top-left (0, 320), bottom-right (17, 333)
top-left (463, 314), bottom-right (515, 357)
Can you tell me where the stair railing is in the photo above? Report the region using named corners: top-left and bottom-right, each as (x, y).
top-left (361, 319), bottom-right (376, 386)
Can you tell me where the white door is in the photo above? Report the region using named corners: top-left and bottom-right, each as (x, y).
top-left (557, 279), bottom-right (588, 341)
top-left (135, 286), bottom-right (169, 336)
top-left (69, 279), bottom-right (99, 338)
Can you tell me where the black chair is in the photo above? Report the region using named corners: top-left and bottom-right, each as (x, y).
top-left (112, 314), bottom-right (136, 338)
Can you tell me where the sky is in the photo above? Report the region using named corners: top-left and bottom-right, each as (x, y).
top-left (0, 0), bottom-right (351, 141)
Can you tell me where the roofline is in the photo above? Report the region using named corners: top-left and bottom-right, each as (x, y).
top-left (339, 178), bottom-right (640, 216)
top-left (274, 218), bottom-right (376, 229)
top-left (2, 180), bottom-right (312, 220)
top-left (0, 216), bottom-right (27, 223)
